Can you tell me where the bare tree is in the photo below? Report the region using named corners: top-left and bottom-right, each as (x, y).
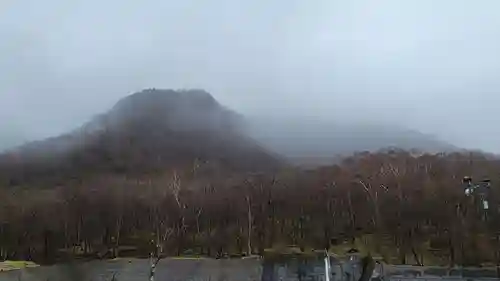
top-left (245, 194), bottom-right (252, 255)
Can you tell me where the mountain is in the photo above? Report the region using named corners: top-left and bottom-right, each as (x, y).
top-left (0, 88), bottom-right (460, 186)
top-left (247, 116), bottom-right (457, 166)
top-left (0, 89), bottom-right (283, 186)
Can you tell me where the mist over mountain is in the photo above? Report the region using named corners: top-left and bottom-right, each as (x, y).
top-left (0, 89), bottom-right (282, 186)
top-left (2, 0), bottom-right (500, 266)
top-left (0, 128), bottom-right (31, 152)
top-left (0, 135), bottom-right (22, 152)
top-left (0, 88), bottom-right (462, 183)
top-left (245, 115), bottom-right (457, 166)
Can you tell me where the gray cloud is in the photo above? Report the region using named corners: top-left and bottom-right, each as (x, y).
top-left (1, 0), bottom-right (500, 151)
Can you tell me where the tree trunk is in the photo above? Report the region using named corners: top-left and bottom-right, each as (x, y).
top-left (411, 246), bottom-right (423, 266)
top-left (114, 216), bottom-right (122, 258)
top-left (246, 195), bottom-right (252, 255)
top-left (496, 234), bottom-right (500, 278)
top-left (448, 234), bottom-right (455, 266)
top-left (347, 190), bottom-right (355, 244)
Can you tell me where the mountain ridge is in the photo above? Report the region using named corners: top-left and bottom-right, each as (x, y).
top-left (0, 88), bottom-right (463, 184)
top-left (0, 89), bottom-right (282, 186)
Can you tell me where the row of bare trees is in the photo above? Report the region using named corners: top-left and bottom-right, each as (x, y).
top-left (1, 150), bottom-right (500, 266)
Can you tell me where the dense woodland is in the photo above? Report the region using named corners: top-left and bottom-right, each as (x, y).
top-left (1, 149), bottom-right (500, 266)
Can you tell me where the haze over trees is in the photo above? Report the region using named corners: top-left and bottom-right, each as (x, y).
top-left (0, 89), bottom-right (499, 267)
top-left (248, 117), bottom-right (456, 166)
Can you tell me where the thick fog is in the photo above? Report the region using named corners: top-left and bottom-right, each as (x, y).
top-left (1, 0), bottom-right (500, 152)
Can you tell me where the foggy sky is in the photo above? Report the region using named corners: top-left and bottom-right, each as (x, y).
top-left (1, 0), bottom-right (500, 151)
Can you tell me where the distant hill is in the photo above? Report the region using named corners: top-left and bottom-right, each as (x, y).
top-left (247, 116), bottom-right (457, 166)
top-left (0, 89), bottom-right (283, 186)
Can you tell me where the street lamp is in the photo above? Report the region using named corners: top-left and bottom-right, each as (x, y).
top-left (462, 176), bottom-right (491, 220)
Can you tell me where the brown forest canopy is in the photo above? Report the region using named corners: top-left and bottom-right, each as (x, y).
top-left (1, 150), bottom-right (500, 266)
top-left (0, 89), bottom-right (499, 266)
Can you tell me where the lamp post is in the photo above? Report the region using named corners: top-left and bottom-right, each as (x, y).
top-left (462, 176), bottom-right (491, 221)
top-left (461, 177), bottom-right (493, 268)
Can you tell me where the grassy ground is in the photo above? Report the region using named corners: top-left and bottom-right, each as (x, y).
top-left (0, 261), bottom-right (39, 272)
